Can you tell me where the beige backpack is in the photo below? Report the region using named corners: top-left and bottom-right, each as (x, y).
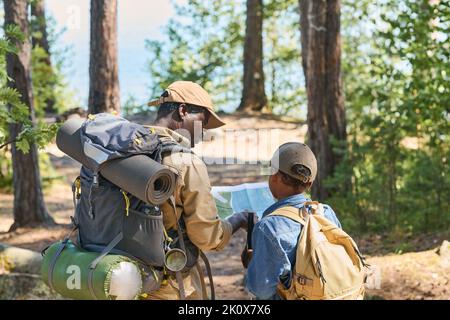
top-left (268, 201), bottom-right (368, 300)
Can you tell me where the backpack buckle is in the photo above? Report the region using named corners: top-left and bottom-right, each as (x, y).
top-left (297, 275), bottom-right (312, 286)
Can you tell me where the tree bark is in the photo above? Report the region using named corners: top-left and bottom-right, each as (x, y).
top-left (3, 0), bottom-right (54, 231)
top-left (300, 0), bottom-right (346, 200)
top-left (238, 0), bottom-right (267, 112)
top-left (31, 0), bottom-right (56, 114)
top-left (88, 0), bottom-right (120, 114)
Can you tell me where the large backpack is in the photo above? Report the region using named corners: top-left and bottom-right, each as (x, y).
top-left (45, 113), bottom-right (213, 299)
top-left (268, 201), bottom-right (368, 300)
top-left (73, 113), bottom-right (170, 267)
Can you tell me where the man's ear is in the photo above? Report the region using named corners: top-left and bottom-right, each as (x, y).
top-left (306, 181), bottom-right (313, 191)
top-left (178, 104), bottom-right (187, 120)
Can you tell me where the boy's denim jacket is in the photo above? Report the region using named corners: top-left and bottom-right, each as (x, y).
top-left (245, 194), bottom-right (342, 300)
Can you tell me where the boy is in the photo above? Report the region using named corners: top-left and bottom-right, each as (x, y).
top-left (243, 142), bottom-right (342, 300)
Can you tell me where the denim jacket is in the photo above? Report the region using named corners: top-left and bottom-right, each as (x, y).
top-left (245, 194), bottom-right (342, 300)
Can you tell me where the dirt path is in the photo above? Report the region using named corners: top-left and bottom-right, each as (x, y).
top-left (0, 113), bottom-right (448, 299)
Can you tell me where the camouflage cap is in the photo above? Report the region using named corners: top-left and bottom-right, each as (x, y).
top-left (270, 142), bottom-right (317, 183)
top-left (147, 81), bottom-right (226, 129)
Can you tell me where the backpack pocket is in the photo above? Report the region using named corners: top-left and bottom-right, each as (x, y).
top-left (119, 208), bottom-right (166, 267)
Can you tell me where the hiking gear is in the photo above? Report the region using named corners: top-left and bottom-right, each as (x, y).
top-left (41, 240), bottom-right (145, 300)
top-left (49, 115), bottom-right (216, 300)
top-left (268, 202), bottom-right (367, 300)
top-left (165, 248), bottom-right (187, 272)
top-left (147, 81), bottom-right (225, 129)
top-left (270, 142), bottom-right (317, 183)
top-left (56, 116), bottom-right (176, 205)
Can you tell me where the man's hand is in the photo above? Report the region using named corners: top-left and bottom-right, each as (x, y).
top-left (226, 211), bottom-right (258, 234)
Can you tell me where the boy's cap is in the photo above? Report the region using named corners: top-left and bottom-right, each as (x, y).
top-left (270, 142), bottom-right (317, 183)
top-left (147, 81), bottom-right (226, 129)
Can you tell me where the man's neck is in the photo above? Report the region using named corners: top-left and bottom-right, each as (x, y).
top-left (153, 117), bottom-right (173, 129)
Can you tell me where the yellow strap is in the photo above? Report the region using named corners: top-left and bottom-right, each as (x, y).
top-left (88, 114), bottom-right (95, 120)
top-left (121, 191), bottom-right (130, 216)
top-left (163, 227), bottom-right (173, 243)
top-left (161, 269), bottom-right (169, 286)
top-left (74, 177), bottom-right (81, 198)
top-left (268, 206), bottom-right (306, 225)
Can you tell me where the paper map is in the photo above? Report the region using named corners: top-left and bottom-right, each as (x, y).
top-left (211, 182), bottom-right (275, 219)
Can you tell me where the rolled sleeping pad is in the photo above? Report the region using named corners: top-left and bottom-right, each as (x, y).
top-left (56, 117), bottom-right (176, 205)
top-left (41, 240), bottom-right (144, 300)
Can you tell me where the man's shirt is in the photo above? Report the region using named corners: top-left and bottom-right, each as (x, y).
top-left (148, 126), bottom-right (232, 252)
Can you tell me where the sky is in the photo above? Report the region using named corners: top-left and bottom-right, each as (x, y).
top-left (46, 0), bottom-right (185, 107)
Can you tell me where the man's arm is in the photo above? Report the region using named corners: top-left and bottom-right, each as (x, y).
top-left (180, 155), bottom-right (234, 251)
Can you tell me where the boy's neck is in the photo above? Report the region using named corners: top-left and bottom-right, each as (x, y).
top-left (275, 192), bottom-right (305, 202)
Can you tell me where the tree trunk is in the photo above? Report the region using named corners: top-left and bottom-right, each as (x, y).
top-left (31, 0), bottom-right (50, 62)
top-left (88, 0), bottom-right (120, 114)
top-left (3, 0), bottom-right (54, 231)
top-left (300, 0), bottom-right (346, 200)
top-left (0, 243), bottom-right (43, 274)
top-left (238, 0), bottom-right (267, 112)
top-left (31, 0), bottom-right (56, 114)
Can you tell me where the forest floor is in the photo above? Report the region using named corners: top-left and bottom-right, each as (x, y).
top-left (0, 112), bottom-right (448, 300)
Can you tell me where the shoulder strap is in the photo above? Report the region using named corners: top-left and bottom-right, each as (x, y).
top-left (268, 206), bottom-right (306, 225)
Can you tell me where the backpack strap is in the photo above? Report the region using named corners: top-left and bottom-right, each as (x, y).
top-left (199, 250), bottom-right (215, 300)
top-left (268, 206), bottom-right (307, 225)
top-left (45, 225), bottom-right (78, 292)
top-left (168, 196), bottom-right (186, 300)
top-left (302, 201), bottom-right (323, 215)
top-left (87, 231), bottom-right (124, 300)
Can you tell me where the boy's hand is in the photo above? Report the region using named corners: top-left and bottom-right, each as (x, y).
top-left (241, 210), bottom-right (258, 231)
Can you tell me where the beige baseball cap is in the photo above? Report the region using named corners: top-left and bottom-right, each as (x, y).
top-left (147, 81), bottom-right (226, 129)
top-left (270, 142), bottom-right (317, 183)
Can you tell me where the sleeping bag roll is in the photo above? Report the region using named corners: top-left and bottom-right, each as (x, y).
top-left (56, 117), bottom-right (176, 205)
top-left (41, 240), bottom-right (143, 300)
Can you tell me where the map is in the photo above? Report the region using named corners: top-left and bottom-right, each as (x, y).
top-left (211, 182), bottom-right (275, 219)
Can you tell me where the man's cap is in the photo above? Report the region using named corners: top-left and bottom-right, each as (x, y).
top-left (147, 81), bottom-right (226, 129)
top-left (270, 142), bottom-right (317, 183)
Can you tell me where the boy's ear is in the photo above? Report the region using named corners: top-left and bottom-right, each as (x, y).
top-left (272, 172), bottom-right (281, 182)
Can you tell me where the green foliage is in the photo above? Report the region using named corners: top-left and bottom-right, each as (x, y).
top-left (0, 4), bottom-right (74, 191)
top-left (263, 0), bottom-right (305, 117)
top-left (122, 94), bottom-right (154, 116)
top-left (0, 22), bottom-right (59, 188)
top-left (327, 0), bottom-right (450, 235)
top-left (146, 0), bottom-right (305, 117)
top-left (146, 0), bottom-right (245, 111)
top-left (0, 25), bottom-right (32, 146)
top-left (30, 9), bottom-right (77, 116)
top-left (145, 0), bottom-right (448, 235)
